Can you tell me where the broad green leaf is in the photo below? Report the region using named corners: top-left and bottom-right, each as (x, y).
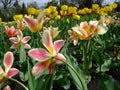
top-left (62, 43), bottom-right (88, 90)
top-left (27, 60), bottom-right (36, 90)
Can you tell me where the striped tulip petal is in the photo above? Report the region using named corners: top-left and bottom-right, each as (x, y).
top-left (0, 66), bottom-right (3, 75)
top-left (56, 53), bottom-right (66, 64)
top-left (48, 62), bottom-right (55, 74)
top-left (28, 48), bottom-right (50, 62)
top-left (4, 52), bottom-right (13, 73)
top-left (9, 37), bottom-right (18, 43)
top-left (24, 16), bottom-right (37, 32)
top-left (7, 68), bottom-right (19, 78)
top-left (54, 40), bottom-right (65, 53)
top-left (42, 30), bottom-right (55, 55)
top-left (24, 44), bottom-right (31, 49)
top-left (10, 44), bottom-right (18, 49)
top-left (32, 62), bottom-right (46, 76)
top-left (22, 36), bottom-right (31, 43)
top-left (17, 30), bottom-right (23, 39)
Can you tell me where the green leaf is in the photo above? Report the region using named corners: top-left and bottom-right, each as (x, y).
top-left (19, 43), bottom-right (28, 81)
top-left (99, 74), bottom-right (120, 90)
top-left (27, 60), bottom-right (36, 90)
top-left (36, 74), bottom-right (53, 90)
top-left (96, 59), bottom-right (112, 72)
top-left (61, 44), bottom-right (88, 90)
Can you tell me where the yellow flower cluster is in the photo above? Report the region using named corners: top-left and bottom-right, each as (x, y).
top-left (78, 8), bottom-right (92, 15)
top-left (13, 14), bottom-right (23, 21)
top-left (27, 8), bottom-right (41, 16)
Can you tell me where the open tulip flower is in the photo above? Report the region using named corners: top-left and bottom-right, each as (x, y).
top-left (68, 20), bottom-right (108, 45)
top-left (0, 52), bottom-right (19, 84)
top-left (24, 10), bottom-right (45, 33)
top-left (9, 30), bottom-right (31, 50)
top-left (5, 26), bottom-right (17, 37)
top-left (28, 30), bottom-right (66, 76)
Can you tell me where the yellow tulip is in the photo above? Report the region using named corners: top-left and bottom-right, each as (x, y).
top-left (13, 14), bottom-right (23, 21)
top-left (55, 15), bottom-right (61, 20)
top-left (61, 5), bottom-right (68, 11)
top-left (73, 14), bottom-right (80, 20)
top-left (68, 6), bottom-right (77, 14)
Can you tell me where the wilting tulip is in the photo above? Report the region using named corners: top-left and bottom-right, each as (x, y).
top-left (5, 26), bottom-right (17, 37)
top-left (9, 30), bottom-right (31, 50)
top-left (0, 52), bottom-right (19, 84)
top-left (28, 30), bottom-right (66, 76)
top-left (24, 11), bottom-right (45, 33)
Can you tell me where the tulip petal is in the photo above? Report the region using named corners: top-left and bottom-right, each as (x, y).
top-left (42, 30), bottom-right (55, 55)
top-left (24, 16), bottom-right (37, 32)
top-left (4, 52), bottom-right (13, 73)
top-left (56, 53), bottom-right (66, 64)
top-left (3, 85), bottom-right (11, 90)
top-left (48, 62), bottom-right (55, 74)
top-left (17, 30), bottom-right (23, 39)
top-left (97, 25), bottom-right (108, 35)
top-left (32, 62), bottom-right (46, 76)
top-left (10, 44), bottom-right (18, 49)
top-left (22, 36), bottom-right (31, 43)
top-left (28, 48), bottom-right (50, 62)
top-left (9, 37), bottom-right (18, 43)
top-left (54, 40), bottom-right (65, 53)
top-left (24, 44), bottom-right (31, 49)
top-left (0, 66), bottom-right (3, 75)
top-left (7, 68), bottom-right (19, 78)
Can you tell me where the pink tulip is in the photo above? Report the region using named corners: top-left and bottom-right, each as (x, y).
top-left (0, 52), bottom-right (19, 84)
top-left (9, 30), bottom-right (31, 50)
top-left (5, 26), bottom-right (17, 37)
top-left (28, 30), bottom-right (66, 76)
top-left (24, 11), bottom-right (45, 33)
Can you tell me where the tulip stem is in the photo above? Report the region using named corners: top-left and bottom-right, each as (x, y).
top-left (8, 78), bottom-right (29, 90)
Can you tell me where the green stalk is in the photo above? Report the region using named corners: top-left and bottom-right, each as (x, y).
top-left (8, 78), bottom-right (29, 90)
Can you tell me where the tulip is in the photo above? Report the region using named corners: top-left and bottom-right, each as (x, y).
top-left (0, 52), bottom-right (19, 84)
top-left (9, 30), bottom-right (31, 50)
top-left (24, 11), bottom-right (45, 33)
top-left (5, 26), bottom-right (17, 37)
top-left (28, 30), bottom-right (66, 76)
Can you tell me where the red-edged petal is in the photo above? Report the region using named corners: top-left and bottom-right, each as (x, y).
top-left (7, 68), bottom-right (19, 78)
top-left (32, 62), bottom-right (46, 76)
top-left (22, 36), bottom-right (31, 43)
top-left (54, 40), bottom-right (65, 53)
top-left (56, 53), bottom-right (66, 64)
top-left (4, 52), bottom-right (14, 73)
top-left (0, 66), bottom-right (3, 74)
top-left (9, 37), bottom-right (18, 43)
top-left (42, 30), bottom-right (55, 55)
top-left (24, 44), bottom-right (31, 49)
top-left (28, 48), bottom-right (50, 62)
